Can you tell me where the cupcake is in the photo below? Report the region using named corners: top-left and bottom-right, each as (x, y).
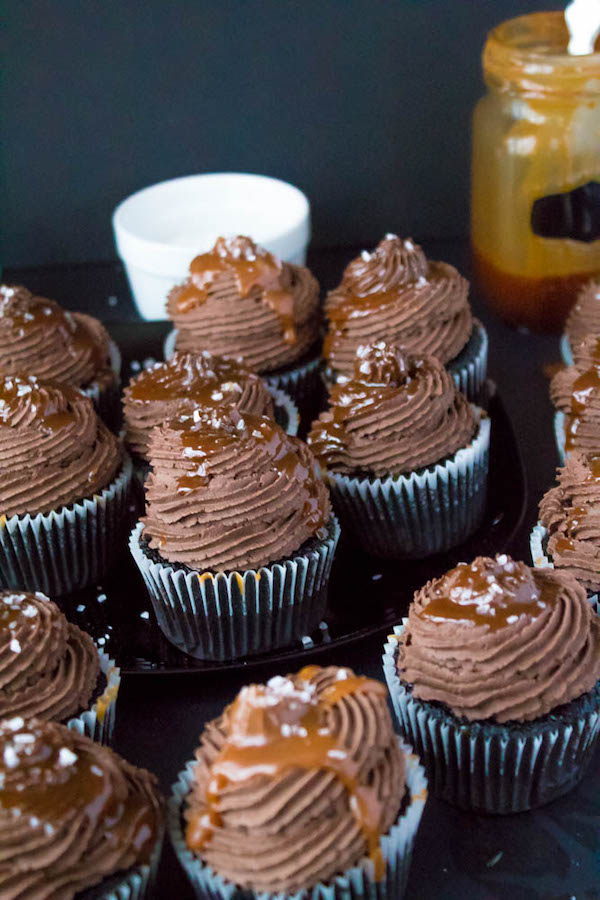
top-left (0, 284), bottom-right (121, 430)
top-left (323, 235), bottom-right (487, 401)
top-left (123, 349), bottom-right (297, 466)
top-left (0, 716), bottom-right (164, 899)
top-left (383, 555), bottom-right (600, 813)
top-left (308, 342), bottom-right (490, 558)
top-left (166, 236), bottom-right (322, 419)
top-left (551, 334), bottom-right (600, 460)
top-left (531, 451), bottom-right (600, 609)
top-left (169, 665), bottom-right (427, 900)
top-left (0, 373), bottom-right (133, 596)
top-left (129, 407), bottom-right (339, 660)
top-left (0, 589), bottom-right (120, 744)
top-left (562, 279), bottom-right (600, 365)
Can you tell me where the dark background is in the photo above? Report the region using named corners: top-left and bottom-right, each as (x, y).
top-left (2, 0), bottom-right (555, 268)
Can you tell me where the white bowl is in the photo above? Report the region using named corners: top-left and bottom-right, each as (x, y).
top-left (113, 172), bottom-right (311, 320)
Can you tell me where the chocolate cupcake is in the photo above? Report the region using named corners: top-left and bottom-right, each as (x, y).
top-left (383, 555), bottom-right (600, 813)
top-left (0, 374), bottom-right (133, 596)
top-left (562, 279), bottom-right (600, 365)
top-left (551, 334), bottom-right (600, 460)
top-left (0, 716), bottom-right (164, 899)
top-left (165, 236), bottom-right (322, 419)
top-left (169, 665), bottom-right (427, 899)
top-left (0, 284), bottom-right (121, 430)
top-left (123, 350), bottom-right (297, 466)
top-left (308, 342), bottom-right (489, 558)
top-left (0, 589), bottom-right (120, 744)
top-left (323, 235), bottom-right (487, 401)
top-left (531, 452), bottom-right (600, 609)
top-left (129, 408), bottom-right (339, 659)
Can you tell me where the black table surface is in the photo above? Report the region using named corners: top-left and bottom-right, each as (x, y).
top-left (6, 242), bottom-right (599, 900)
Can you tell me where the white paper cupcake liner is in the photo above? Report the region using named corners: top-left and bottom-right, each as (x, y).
top-left (81, 828), bottom-right (164, 900)
top-left (129, 515), bottom-right (340, 661)
top-left (560, 332), bottom-right (574, 367)
top-left (168, 739), bottom-right (427, 900)
top-left (66, 649), bottom-right (121, 746)
top-left (554, 411), bottom-right (566, 464)
top-left (268, 385), bottom-right (299, 437)
top-left (322, 320), bottom-right (488, 405)
top-left (84, 339), bottom-right (123, 432)
top-left (383, 622), bottom-right (600, 813)
top-left (529, 523), bottom-right (599, 612)
top-left (265, 354), bottom-right (324, 425)
top-left (325, 409), bottom-right (490, 559)
top-left (446, 318), bottom-right (488, 403)
top-left (0, 455), bottom-right (134, 596)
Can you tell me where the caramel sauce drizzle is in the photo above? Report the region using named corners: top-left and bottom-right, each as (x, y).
top-left (0, 725), bottom-right (157, 862)
top-left (129, 355), bottom-right (247, 406)
top-left (186, 670), bottom-right (389, 881)
top-left (173, 238), bottom-right (298, 344)
top-left (421, 557), bottom-right (558, 631)
top-left (565, 366), bottom-right (600, 452)
top-left (0, 375), bottom-right (79, 433)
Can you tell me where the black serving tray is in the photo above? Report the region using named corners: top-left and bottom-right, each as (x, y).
top-left (58, 322), bottom-right (527, 675)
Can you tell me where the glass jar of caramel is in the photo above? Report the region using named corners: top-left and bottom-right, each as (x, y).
top-left (471, 11), bottom-right (600, 333)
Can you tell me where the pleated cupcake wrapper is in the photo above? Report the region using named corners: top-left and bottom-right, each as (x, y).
top-left (325, 410), bottom-right (490, 559)
top-left (0, 456), bottom-right (134, 596)
top-left (265, 354), bottom-right (324, 426)
top-left (554, 411), bottom-right (566, 464)
top-left (129, 515), bottom-right (340, 661)
top-left (267, 385), bottom-right (300, 437)
top-left (81, 828), bottom-right (164, 900)
top-left (529, 523), bottom-right (599, 613)
top-left (560, 333), bottom-right (574, 367)
top-left (84, 339), bottom-right (123, 432)
top-left (66, 649), bottom-right (121, 746)
top-left (383, 623), bottom-right (600, 813)
top-left (322, 320), bottom-right (488, 406)
top-left (168, 740), bottom-right (427, 900)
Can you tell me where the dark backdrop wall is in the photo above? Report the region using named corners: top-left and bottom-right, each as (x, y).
top-left (2, 0), bottom-right (554, 267)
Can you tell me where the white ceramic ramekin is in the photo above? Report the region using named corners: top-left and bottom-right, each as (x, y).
top-left (113, 172), bottom-right (311, 320)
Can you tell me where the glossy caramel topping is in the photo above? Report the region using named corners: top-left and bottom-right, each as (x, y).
top-left (128, 352), bottom-right (250, 406)
top-left (420, 555), bottom-right (556, 631)
top-left (186, 669), bottom-right (389, 880)
top-left (0, 374), bottom-right (79, 432)
top-left (565, 366), bottom-right (600, 452)
top-left (173, 237), bottom-right (297, 344)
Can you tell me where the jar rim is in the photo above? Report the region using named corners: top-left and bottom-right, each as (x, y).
top-left (484, 11), bottom-right (600, 95)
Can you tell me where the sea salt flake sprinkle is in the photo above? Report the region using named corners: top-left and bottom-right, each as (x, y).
top-left (58, 747), bottom-right (78, 768)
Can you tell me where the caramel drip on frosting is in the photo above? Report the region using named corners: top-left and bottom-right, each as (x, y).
top-left (173, 237), bottom-right (297, 344)
top-left (0, 374), bottom-right (79, 433)
top-left (420, 556), bottom-right (556, 631)
top-left (187, 669), bottom-right (389, 881)
top-left (565, 366), bottom-right (600, 452)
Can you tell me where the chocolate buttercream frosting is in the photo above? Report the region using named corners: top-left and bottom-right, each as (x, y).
top-left (397, 555), bottom-right (600, 723)
top-left (142, 407), bottom-right (330, 571)
top-left (0, 717), bottom-right (163, 899)
top-left (123, 350), bottom-right (274, 462)
top-left (0, 284), bottom-right (116, 391)
top-left (0, 373), bottom-right (122, 517)
top-left (167, 236), bottom-right (321, 373)
top-left (323, 236), bottom-right (472, 379)
top-left (539, 452), bottom-right (600, 593)
top-left (185, 665), bottom-right (406, 893)
top-left (308, 342), bottom-right (476, 476)
top-left (551, 335), bottom-right (600, 453)
top-left (0, 590), bottom-right (99, 723)
top-left (565, 279), bottom-right (600, 355)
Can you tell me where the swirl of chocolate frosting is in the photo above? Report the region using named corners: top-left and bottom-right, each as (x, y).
top-left (167, 236), bottom-right (321, 373)
top-left (142, 407), bottom-right (331, 571)
top-left (0, 590), bottom-right (99, 722)
top-left (323, 236), bottom-right (472, 378)
top-left (0, 284), bottom-right (116, 391)
top-left (308, 342), bottom-right (476, 476)
top-left (0, 373), bottom-right (123, 517)
top-left (0, 717), bottom-right (163, 899)
top-left (185, 665), bottom-right (406, 894)
top-left (551, 337), bottom-right (600, 454)
top-left (539, 452), bottom-right (600, 593)
top-left (123, 350), bottom-right (274, 462)
top-left (397, 555), bottom-right (600, 723)
top-left (565, 280), bottom-right (600, 356)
